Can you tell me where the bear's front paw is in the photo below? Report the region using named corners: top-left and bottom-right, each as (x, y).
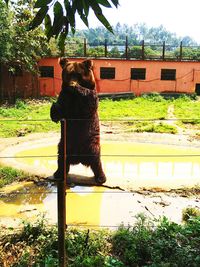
top-left (50, 103), bottom-right (62, 123)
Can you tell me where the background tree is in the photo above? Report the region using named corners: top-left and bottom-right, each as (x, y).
top-left (0, 0), bottom-right (51, 73)
top-left (0, 0), bottom-right (12, 64)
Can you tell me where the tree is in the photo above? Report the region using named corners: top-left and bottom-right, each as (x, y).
top-left (0, 0), bottom-right (12, 63)
top-left (0, 0), bottom-right (50, 72)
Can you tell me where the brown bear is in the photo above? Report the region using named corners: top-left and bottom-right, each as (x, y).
top-left (50, 58), bottom-right (106, 184)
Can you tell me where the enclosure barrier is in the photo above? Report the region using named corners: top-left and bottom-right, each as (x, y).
top-left (58, 119), bottom-right (67, 266)
top-left (0, 118), bottom-right (200, 266)
top-left (64, 38), bottom-right (200, 61)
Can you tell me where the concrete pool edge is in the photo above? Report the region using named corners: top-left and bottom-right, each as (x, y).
top-left (0, 132), bottom-right (200, 191)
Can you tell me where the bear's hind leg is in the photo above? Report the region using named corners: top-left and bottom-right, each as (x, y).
top-left (54, 155), bottom-right (70, 180)
top-left (90, 160), bottom-right (106, 184)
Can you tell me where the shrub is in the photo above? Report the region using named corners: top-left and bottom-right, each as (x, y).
top-left (182, 207), bottom-right (200, 222)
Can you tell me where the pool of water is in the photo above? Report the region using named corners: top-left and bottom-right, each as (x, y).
top-left (0, 140), bottom-right (200, 227)
top-left (15, 141), bottom-right (200, 189)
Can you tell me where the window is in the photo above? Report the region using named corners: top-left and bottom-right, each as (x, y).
top-left (161, 69), bottom-right (176, 80)
top-left (195, 84), bottom-right (200, 95)
top-left (100, 67), bottom-right (115, 79)
top-left (39, 66), bottom-right (54, 78)
top-left (131, 68), bottom-right (146, 80)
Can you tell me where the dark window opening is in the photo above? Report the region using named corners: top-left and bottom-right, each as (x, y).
top-left (195, 84), bottom-right (200, 95)
top-left (131, 68), bottom-right (146, 80)
top-left (161, 69), bottom-right (176, 80)
top-left (39, 66), bottom-right (54, 78)
top-left (100, 67), bottom-right (115, 79)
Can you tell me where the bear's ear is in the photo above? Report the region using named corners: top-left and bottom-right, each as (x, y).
top-left (82, 59), bottom-right (93, 70)
top-left (59, 58), bottom-right (68, 69)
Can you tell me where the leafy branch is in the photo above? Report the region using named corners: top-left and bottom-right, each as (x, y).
top-left (5, 0), bottom-right (119, 51)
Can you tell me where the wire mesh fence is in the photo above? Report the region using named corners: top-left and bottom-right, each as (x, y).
top-left (0, 118), bottom-right (200, 265)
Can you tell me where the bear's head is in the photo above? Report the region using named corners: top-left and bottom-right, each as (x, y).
top-left (59, 58), bottom-right (95, 90)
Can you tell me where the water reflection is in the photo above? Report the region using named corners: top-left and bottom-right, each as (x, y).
top-left (15, 142), bottom-right (200, 187)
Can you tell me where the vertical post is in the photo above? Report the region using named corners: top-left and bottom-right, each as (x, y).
top-left (58, 119), bottom-right (67, 266)
top-left (162, 41), bottom-right (165, 60)
top-left (141, 40), bottom-right (145, 60)
top-left (104, 39), bottom-right (108, 57)
top-left (84, 38), bottom-right (87, 57)
top-left (125, 36), bottom-right (128, 59)
top-left (180, 41), bottom-right (183, 61)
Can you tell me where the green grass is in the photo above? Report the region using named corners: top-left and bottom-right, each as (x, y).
top-left (125, 121), bottom-right (177, 134)
top-left (99, 97), bottom-right (169, 120)
top-left (0, 99), bottom-right (59, 137)
top-left (0, 95), bottom-right (199, 137)
top-left (1, 213), bottom-right (200, 266)
top-left (0, 164), bottom-right (34, 188)
top-left (173, 95), bottom-right (200, 129)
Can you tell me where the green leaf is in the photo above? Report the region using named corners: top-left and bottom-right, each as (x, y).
top-left (79, 13), bottom-right (89, 27)
top-left (29, 6), bottom-right (49, 30)
top-left (88, 1), bottom-right (113, 33)
top-left (44, 14), bottom-right (52, 40)
top-left (64, 0), bottom-right (76, 34)
top-left (58, 29), bottom-right (68, 55)
top-left (52, 1), bottom-right (64, 37)
top-left (95, 12), bottom-right (113, 33)
top-left (110, 0), bottom-right (119, 7)
top-left (73, 0), bottom-right (89, 28)
top-left (34, 0), bottom-right (52, 8)
top-left (97, 0), bottom-right (112, 8)
top-left (81, 0), bottom-right (89, 16)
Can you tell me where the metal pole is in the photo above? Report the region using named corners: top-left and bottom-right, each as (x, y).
top-left (141, 40), bottom-right (145, 60)
top-left (84, 38), bottom-right (87, 57)
top-left (180, 41), bottom-right (183, 61)
top-left (105, 39), bottom-right (108, 57)
top-left (125, 36), bottom-right (128, 59)
top-left (58, 119), bottom-right (67, 266)
top-left (162, 41), bottom-right (165, 61)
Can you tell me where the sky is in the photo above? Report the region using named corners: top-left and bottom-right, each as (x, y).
top-left (75, 0), bottom-right (200, 43)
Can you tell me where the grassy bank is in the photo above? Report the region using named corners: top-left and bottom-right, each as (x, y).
top-left (0, 95), bottom-right (199, 137)
top-left (0, 164), bottom-right (38, 188)
top-left (1, 213), bottom-right (200, 266)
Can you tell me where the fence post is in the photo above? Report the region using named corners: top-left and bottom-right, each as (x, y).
top-left (84, 38), bottom-right (87, 57)
top-left (162, 41), bottom-right (165, 60)
top-left (125, 36), bottom-right (128, 59)
top-left (141, 40), bottom-right (145, 60)
top-left (105, 39), bottom-right (108, 57)
top-left (58, 119), bottom-right (67, 266)
top-left (180, 41), bottom-right (183, 61)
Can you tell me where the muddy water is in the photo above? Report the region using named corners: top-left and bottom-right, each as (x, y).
top-left (15, 141), bottom-right (200, 189)
top-left (0, 141), bottom-right (200, 227)
top-left (0, 183), bottom-right (109, 227)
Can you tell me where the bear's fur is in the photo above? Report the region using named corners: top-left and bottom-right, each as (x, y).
top-left (50, 58), bottom-right (106, 184)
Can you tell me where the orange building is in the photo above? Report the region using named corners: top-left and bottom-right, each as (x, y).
top-left (38, 57), bottom-right (200, 97)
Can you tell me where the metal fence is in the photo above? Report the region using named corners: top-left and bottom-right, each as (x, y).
top-left (64, 38), bottom-right (200, 61)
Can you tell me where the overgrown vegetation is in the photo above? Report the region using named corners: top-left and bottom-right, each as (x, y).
top-left (1, 213), bottom-right (200, 266)
top-left (0, 95), bottom-right (199, 137)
